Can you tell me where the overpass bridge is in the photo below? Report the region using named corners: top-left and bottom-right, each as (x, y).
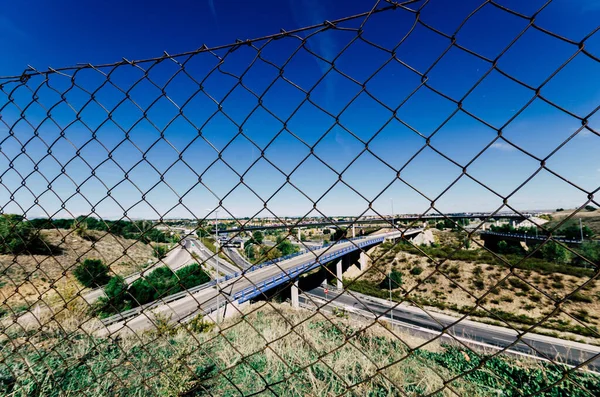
top-left (217, 213), bottom-right (530, 235)
top-left (100, 228), bottom-right (423, 335)
top-left (480, 231), bottom-right (583, 247)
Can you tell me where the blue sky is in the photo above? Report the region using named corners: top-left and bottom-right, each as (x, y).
top-left (0, 0), bottom-right (599, 220)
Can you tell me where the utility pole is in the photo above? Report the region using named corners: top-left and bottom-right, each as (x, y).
top-left (389, 270), bottom-right (393, 323)
top-left (580, 218), bottom-right (584, 242)
top-left (215, 209), bottom-right (220, 324)
top-left (390, 198), bottom-right (394, 224)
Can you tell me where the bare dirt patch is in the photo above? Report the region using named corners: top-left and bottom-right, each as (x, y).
top-left (0, 229), bottom-right (154, 310)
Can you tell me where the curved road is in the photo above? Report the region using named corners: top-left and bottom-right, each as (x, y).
top-left (302, 287), bottom-right (600, 372)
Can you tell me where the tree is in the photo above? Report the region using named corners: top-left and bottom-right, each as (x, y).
top-left (540, 241), bottom-right (572, 264)
top-left (252, 231), bottom-right (264, 244)
top-left (152, 244), bottom-right (168, 259)
top-left (277, 239), bottom-right (298, 256)
top-left (585, 205), bottom-right (596, 212)
top-left (379, 270), bottom-right (403, 289)
top-left (578, 241), bottom-right (600, 265)
top-left (245, 242), bottom-right (255, 261)
top-left (560, 224), bottom-right (593, 240)
top-left (73, 258), bottom-right (111, 288)
top-left (176, 263), bottom-right (210, 289)
top-left (0, 214), bottom-right (50, 254)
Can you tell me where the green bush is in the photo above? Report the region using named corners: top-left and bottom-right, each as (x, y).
top-left (410, 266), bottom-right (423, 276)
top-left (98, 263), bottom-right (211, 315)
top-left (152, 244), bottom-right (168, 259)
top-left (0, 214), bottom-right (51, 254)
top-left (73, 259), bottom-right (111, 288)
top-left (379, 270), bottom-right (403, 289)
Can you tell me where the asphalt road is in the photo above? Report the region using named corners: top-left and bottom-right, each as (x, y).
top-left (99, 231), bottom-right (410, 336)
top-left (302, 287), bottom-right (600, 372)
top-left (189, 238), bottom-right (240, 275)
top-left (223, 246), bottom-right (252, 269)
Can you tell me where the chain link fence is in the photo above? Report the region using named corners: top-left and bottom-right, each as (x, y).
top-left (1, 0), bottom-right (600, 395)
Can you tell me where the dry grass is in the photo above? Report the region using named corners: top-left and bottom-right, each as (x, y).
top-left (0, 229), bottom-right (154, 310)
top-left (359, 245), bottom-right (600, 344)
top-left (548, 208), bottom-right (600, 235)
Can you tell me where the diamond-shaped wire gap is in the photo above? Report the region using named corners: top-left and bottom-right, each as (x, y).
top-left (372, 178), bottom-right (433, 217)
top-left (199, 158), bottom-right (244, 200)
top-left (501, 98), bottom-right (585, 160)
top-left (260, 76), bottom-right (307, 122)
top-left (104, 96), bottom-right (146, 133)
top-left (285, 101), bottom-right (336, 148)
top-left (197, 111), bottom-right (240, 153)
top-left (178, 89), bottom-right (220, 131)
top-left (336, 150), bottom-right (398, 206)
top-left (333, 32), bottom-right (394, 85)
top-left (359, 2), bottom-right (418, 49)
top-left (534, 1), bottom-right (600, 43)
top-left (28, 81), bottom-right (64, 117)
top-left (509, 169), bottom-right (590, 218)
top-left (418, 0), bottom-right (485, 36)
top-left (395, 85), bottom-right (457, 137)
top-left (239, 106), bottom-right (285, 150)
top-left (466, 136), bottom-right (541, 199)
top-left (281, 152), bottom-right (338, 202)
top-left (337, 90), bottom-right (395, 143)
top-left (461, 69), bottom-right (533, 129)
top-left (453, 2), bottom-right (530, 61)
top-left (141, 136), bottom-right (183, 176)
top-left (497, 26), bottom-right (576, 88)
top-left (125, 118), bottom-right (163, 153)
top-left (220, 183), bottom-right (273, 222)
top-left (240, 52), bottom-right (286, 99)
top-left (364, 57), bottom-right (423, 111)
top-left (239, 157), bottom-right (287, 201)
top-left (429, 111), bottom-right (498, 167)
top-left (200, 60), bottom-right (242, 104)
top-left (219, 84), bottom-right (260, 126)
top-left (142, 94), bottom-right (183, 133)
top-left (544, 129), bottom-right (600, 194)
top-left (435, 173), bottom-right (504, 216)
top-left (398, 145), bottom-right (463, 200)
top-left (425, 45), bottom-right (490, 101)
top-left (541, 53), bottom-right (600, 117)
top-left (367, 118), bottom-right (426, 172)
top-left (394, 21), bottom-right (451, 73)
top-left (312, 124), bottom-right (366, 175)
top-left (305, 63), bottom-right (363, 117)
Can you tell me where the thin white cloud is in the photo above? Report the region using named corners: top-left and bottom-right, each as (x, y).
top-left (490, 142), bottom-right (515, 151)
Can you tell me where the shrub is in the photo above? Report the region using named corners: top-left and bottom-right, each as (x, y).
top-left (73, 258), bottom-right (111, 288)
top-left (568, 292), bottom-right (593, 303)
top-left (152, 244), bottom-right (168, 259)
top-left (473, 279), bottom-right (485, 290)
top-left (176, 263), bottom-right (210, 289)
top-left (410, 266), bottom-right (424, 276)
top-left (508, 278), bottom-right (530, 292)
top-left (379, 270), bottom-right (403, 289)
top-left (0, 214), bottom-right (51, 254)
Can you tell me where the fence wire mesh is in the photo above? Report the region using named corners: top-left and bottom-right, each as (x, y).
top-left (1, 0), bottom-right (600, 395)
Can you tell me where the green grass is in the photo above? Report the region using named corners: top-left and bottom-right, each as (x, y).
top-left (1, 303), bottom-right (598, 396)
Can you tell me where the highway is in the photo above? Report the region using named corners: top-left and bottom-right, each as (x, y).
top-left (218, 213), bottom-right (530, 234)
top-left (301, 287), bottom-right (600, 372)
top-left (223, 246), bottom-right (252, 269)
top-left (99, 230), bottom-right (415, 336)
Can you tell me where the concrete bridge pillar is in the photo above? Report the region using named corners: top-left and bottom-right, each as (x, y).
top-left (298, 228), bottom-right (301, 241)
top-left (291, 279), bottom-right (299, 309)
top-left (359, 251), bottom-right (367, 272)
top-left (352, 224), bottom-right (355, 238)
top-left (336, 259), bottom-right (343, 289)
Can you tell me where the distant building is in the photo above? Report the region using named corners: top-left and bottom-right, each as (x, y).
top-left (516, 216), bottom-right (549, 229)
